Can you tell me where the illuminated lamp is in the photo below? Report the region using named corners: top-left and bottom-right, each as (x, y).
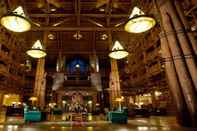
top-left (73, 31), bottom-right (82, 40)
top-left (29, 97), bottom-right (38, 102)
top-left (26, 40), bottom-right (47, 58)
top-left (75, 64), bottom-right (80, 68)
top-left (115, 96), bottom-right (124, 111)
top-left (124, 6), bottom-right (156, 33)
top-left (109, 40), bottom-right (129, 59)
top-left (0, 6), bottom-right (31, 32)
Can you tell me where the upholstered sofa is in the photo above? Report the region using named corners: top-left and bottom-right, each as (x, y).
top-left (107, 111), bottom-right (128, 124)
top-left (24, 111), bottom-right (41, 122)
top-left (52, 108), bottom-right (63, 115)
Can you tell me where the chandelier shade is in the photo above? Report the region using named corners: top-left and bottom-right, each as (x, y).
top-left (0, 6), bottom-right (31, 32)
top-left (124, 7), bottom-right (156, 33)
top-left (109, 41), bottom-right (129, 59)
top-left (26, 40), bottom-right (47, 58)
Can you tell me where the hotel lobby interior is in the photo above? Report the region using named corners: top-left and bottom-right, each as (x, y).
top-left (0, 0), bottom-right (196, 130)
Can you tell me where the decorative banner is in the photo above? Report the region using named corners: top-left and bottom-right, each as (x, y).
top-left (90, 73), bottom-right (102, 91)
top-left (52, 73), bottom-right (64, 90)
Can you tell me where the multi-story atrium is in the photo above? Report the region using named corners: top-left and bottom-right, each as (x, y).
top-left (0, 0), bottom-right (196, 130)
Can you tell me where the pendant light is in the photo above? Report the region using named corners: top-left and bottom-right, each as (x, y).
top-left (109, 40), bottom-right (129, 59)
top-left (73, 31), bottom-right (82, 40)
top-left (26, 40), bottom-right (47, 58)
top-left (124, 6), bottom-right (156, 33)
top-left (0, 6), bottom-right (31, 32)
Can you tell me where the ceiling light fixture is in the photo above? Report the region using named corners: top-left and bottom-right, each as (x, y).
top-left (109, 40), bottom-right (129, 59)
top-left (101, 34), bottom-right (108, 40)
top-left (73, 31), bottom-right (82, 40)
top-left (26, 40), bottom-right (47, 58)
top-left (75, 64), bottom-right (80, 68)
top-left (99, 8), bottom-right (105, 12)
top-left (0, 6), bottom-right (31, 32)
top-left (48, 33), bottom-right (55, 40)
top-left (124, 7), bottom-right (156, 33)
top-left (50, 8), bottom-right (56, 12)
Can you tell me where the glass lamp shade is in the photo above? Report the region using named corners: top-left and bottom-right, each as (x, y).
top-left (1, 14), bottom-right (31, 32)
top-left (109, 50), bottom-right (129, 59)
top-left (26, 40), bottom-right (47, 58)
top-left (109, 41), bottom-right (129, 59)
top-left (124, 6), bottom-right (156, 33)
top-left (26, 49), bottom-right (47, 58)
top-left (124, 15), bottom-right (156, 33)
top-left (0, 6), bottom-right (31, 32)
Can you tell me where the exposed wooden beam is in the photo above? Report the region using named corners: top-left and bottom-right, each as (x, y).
top-left (46, 2), bottom-right (50, 25)
top-left (106, 0), bottom-right (112, 27)
top-left (92, 31), bottom-right (96, 52)
top-left (52, 17), bottom-right (73, 27)
top-left (85, 18), bottom-right (104, 27)
top-left (77, 0), bottom-right (81, 26)
top-left (46, 51), bottom-right (108, 55)
top-left (74, 0), bottom-right (80, 26)
top-left (29, 13), bottom-right (128, 18)
top-left (32, 26), bottom-right (124, 31)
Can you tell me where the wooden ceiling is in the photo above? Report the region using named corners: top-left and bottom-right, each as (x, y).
top-left (4, 0), bottom-right (154, 70)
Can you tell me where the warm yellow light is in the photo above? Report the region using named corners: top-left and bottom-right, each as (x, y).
top-left (124, 7), bottom-right (156, 33)
top-left (125, 16), bottom-right (156, 33)
top-left (115, 96), bottom-right (124, 102)
top-left (5, 95), bottom-right (10, 98)
top-left (3, 94), bottom-right (20, 106)
top-left (48, 33), bottom-right (55, 40)
top-left (26, 40), bottom-right (47, 58)
top-left (109, 41), bottom-right (129, 59)
top-left (121, 96), bottom-right (124, 100)
top-left (155, 91), bottom-right (162, 97)
top-left (49, 102), bottom-right (56, 108)
top-left (26, 50), bottom-right (46, 58)
top-left (88, 100), bottom-right (92, 104)
top-left (29, 97), bottom-right (38, 101)
top-left (88, 114), bottom-right (93, 121)
top-left (0, 6), bottom-right (31, 32)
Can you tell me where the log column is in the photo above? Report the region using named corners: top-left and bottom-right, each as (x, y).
top-left (90, 54), bottom-right (102, 92)
top-left (163, 0), bottom-right (197, 90)
top-left (174, 0), bottom-right (197, 55)
top-left (159, 31), bottom-right (192, 126)
top-left (158, 0), bottom-right (197, 127)
top-left (92, 93), bottom-right (97, 112)
top-left (57, 92), bottom-right (63, 108)
top-left (0, 92), bottom-right (4, 108)
top-left (108, 30), bottom-right (121, 110)
top-left (34, 58), bottom-right (46, 109)
top-left (150, 91), bottom-right (157, 109)
top-left (33, 32), bottom-right (48, 109)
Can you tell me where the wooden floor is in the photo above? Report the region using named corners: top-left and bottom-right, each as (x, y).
top-left (0, 116), bottom-right (196, 131)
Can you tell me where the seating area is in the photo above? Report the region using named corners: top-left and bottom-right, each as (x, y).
top-left (107, 109), bottom-right (128, 124)
top-left (24, 111), bottom-right (41, 122)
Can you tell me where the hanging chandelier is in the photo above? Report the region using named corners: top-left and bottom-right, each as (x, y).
top-left (109, 40), bottom-right (129, 59)
top-left (73, 31), bottom-right (82, 40)
top-left (124, 7), bottom-right (156, 33)
top-left (26, 40), bottom-right (47, 58)
top-left (0, 6), bottom-right (31, 32)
